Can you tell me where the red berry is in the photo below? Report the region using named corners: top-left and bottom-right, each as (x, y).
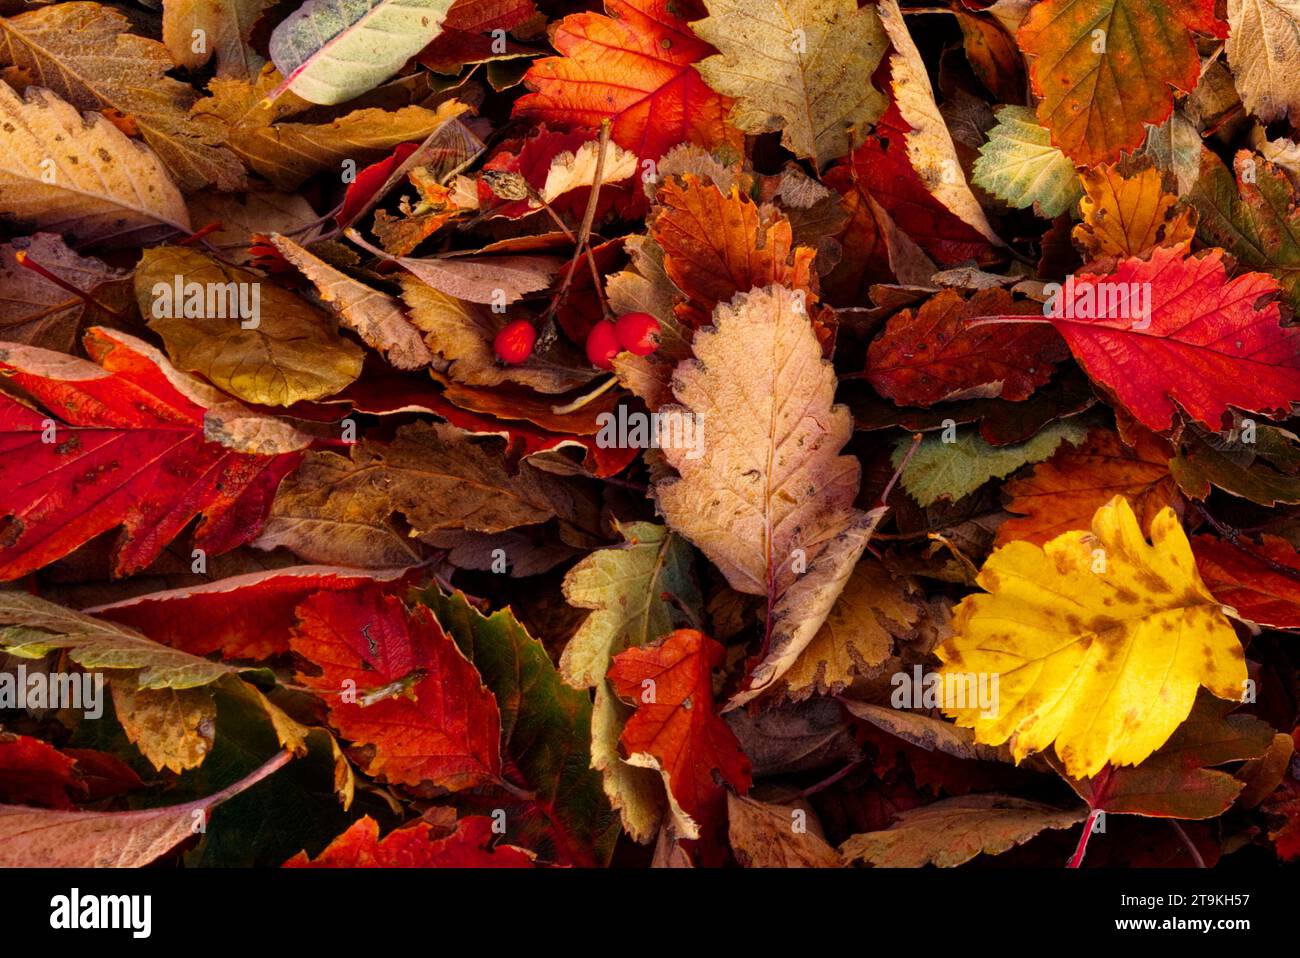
top-left (614, 312), bottom-right (661, 356)
top-left (493, 319), bottom-right (536, 364)
top-left (585, 321), bottom-right (621, 370)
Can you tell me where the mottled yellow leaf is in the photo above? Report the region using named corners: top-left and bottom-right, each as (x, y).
top-left (1073, 159), bottom-right (1197, 259)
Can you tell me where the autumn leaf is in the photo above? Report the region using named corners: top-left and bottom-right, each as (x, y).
top-left (291, 588), bottom-right (502, 790)
top-left (134, 246), bottom-right (364, 406)
top-left (727, 793), bottom-right (841, 867)
top-left (561, 521), bottom-right (698, 842)
top-left (840, 795), bottom-right (1085, 868)
top-left (607, 629), bottom-right (751, 859)
top-left (284, 814), bottom-right (536, 867)
top-left (0, 328), bottom-right (309, 580)
top-left (1225, 0), bottom-right (1300, 125)
top-left (1073, 158), bottom-right (1197, 260)
top-left (654, 285), bottom-right (880, 705)
top-left (997, 427), bottom-right (1179, 547)
top-left (0, 83), bottom-right (191, 246)
top-left (691, 0), bottom-right (887, 168)
top-left (866, 287), bottom-right (1068, 407)
top-left (972, 105), bottom-right (1082, 219)
top-left (0, 234), bottom-right (131, 351)
top-left (1043, 246), bottom-right (1300, 432)
top-left (0, 1), bottom-right (247, 191)
top-left (162, 0), bottom-right (274, 79)
top-left (514, 0), bottom-right (740, 161)
top-left (1018, 0), bottom-right (1225, 165)
top-left (938, 496), bottom-right (1248, 778)
top-left (1193, 533), bottom-right (1300, 628)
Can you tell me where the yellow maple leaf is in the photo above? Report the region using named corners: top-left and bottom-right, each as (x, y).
top-left (937, 495), bottom-right (1247, 778)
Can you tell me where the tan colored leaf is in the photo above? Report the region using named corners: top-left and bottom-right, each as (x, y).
top-left (269, 234), bottom-right (433, 371)
top-left (0, 83), bottom-right (190, 245)
top-left (727, 793), bottom-right (842, 867)
top-left (1074, 159), bottom-right (1197, 260)
top-left (162, 0), bottom-right (274, 79)
top-left (1226, 0), bottom-right (1300, 124)
top-left (877, 0), bottom-right (1002, 245)
top-left (693, 0), bottom-right (888, 168)
top-left (0, 2), bottom-right (247, 191)
top-left (188, 193), bottom-right (321, 264)
top-left (784, 560), bottom-right (919, 700)
top-left (111, 674), bottom-right (216, 773)
top-left (653, 285), bottom-right (879, 708)
top-left (0, 233), bottom-right (131, 350)
top-left (839, 701), bottom-right (1012, 763)
top-left (840, 795), bottom-right (1085, 867)
top-left (134, 246), bottom-right (363, 405)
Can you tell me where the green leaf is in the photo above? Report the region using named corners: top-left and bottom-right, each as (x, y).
top-left (419, 587), bottom-right (619, 865)
top-left (269, 0), bottom-right (458, 105)
top-left (972, 106), bottom-right (1082, 218)
top-left (893, 418), bottom-right (1089, 507)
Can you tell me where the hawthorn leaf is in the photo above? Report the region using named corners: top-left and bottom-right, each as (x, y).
top-left (0, 84), bottom-right (190, 247)
top-left (727, 793), bottom-right (841, 868)
top-left (1073, 158), bottom-right (1196, 260)
top-left (692, 0), bottom-right (887, 168)
top-left (971, 105), bottom-right (1082, 219)
top-left (561, 520), bottom-right (698, 842)
top-left (0, 328), bottom-right (310, 580)
top-left (653, 285), bottom-right (879, 706)
top-left (0, 234), bottom-right (131, 351)
top-left (514, 0), bottom-right (741, 161)
top-left (285, 814), bottom-right (536, 867)
top-left (162, 0), bottom-right (275, 79)
top-left (1225, 0), bottom-right (1300, 125)
top-left (1018, 0), bottom-right (1225, 165)
top-left (840, 795), bottom-right (1085, 867)
top-left (1193, 533), bottom-right (1300, 628)
top-left (269, 0), bottom-right (458, 106)
top-left (937, 496), bottom-right (1248, 778)
top-left (1171, 421), bottom-right (1300, 506)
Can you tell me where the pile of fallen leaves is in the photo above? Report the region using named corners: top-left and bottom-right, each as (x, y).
top-left (1, 0), bottom-right (1299, 870)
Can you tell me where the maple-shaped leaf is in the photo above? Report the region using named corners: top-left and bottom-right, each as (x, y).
top-left (284, 814), bottom-right (536, 867)
top-left (0, 1), bottom-right (247, 191)
top-left (1190, 148), bottom-right (1300, 312)
top-left (291, 588), bottom-right (502, 790)
top-left (1193, 533), bottom-right (1300, 628)
top-left (0, 750), bottom-right (291, 866)
top-left (134, 246), bottom-right (364, 406)
top-left (1042, 246), bottom-right (1300, 432)
top-left (0, 84), bottom-right (191, 247)
top-left (840, 795), bottom-right (1085, 867)
top-left (87, 565), bottom-right (415, 661)
top-left (1073, 158), bottom-right (1196, 261)
top-left (652, 174), bottom-right (818, 330)
top-left (0, 234), bottom-right (131, 351)
top-left (971, 105), bottom-right (1082, 219)
top-left (421, 587), bottom-right (619, 866)
top-left (561, 521), bottom-right (699, 842)
top-left (1018, 0), bottom-right (1225, 165)
top-left (0, 328), bottom-right (310, 581)
top-left (607, 629), bottom-right (752, 859)
top-left (1225, 0), bottom-right (1300, 125)
top-left (1054, 696), bottom-right (1275, 819)
top-left (997, 427), bottom-right (1178, 547)
top-left (514, 0), bottom-right (740, 161)
top-left (938, 496), bottom-right (1248, 778)
top-left (654, 285), bottom-right (881, 706)
top-left (867, 288), bottom-right (1068, 407)
top-left (691, 0), bottom-right (887, 168)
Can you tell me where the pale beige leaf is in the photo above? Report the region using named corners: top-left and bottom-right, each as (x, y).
top-left (876, 0), bottom-right (1002, 244)
top-left (162, 0), bottom-right (274, 78)
top-left (0, 2), bottom-right (247, 191)
top-left (653, 284), bottom-right (876, 708)
top-left (539, 138), bottom-right (638, 204)
top-left (1226, 0), bottom-right (1300, 124)
top-left (0, 83), bottom-right (190, 246)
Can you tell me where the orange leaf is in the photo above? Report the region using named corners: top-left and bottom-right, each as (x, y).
top-left (1194, 533), bottom-right (1300, 629)
top-left (284, 815), bottom-right (536, 868)
top-left (1074, 158), bottom-right (1197, 260)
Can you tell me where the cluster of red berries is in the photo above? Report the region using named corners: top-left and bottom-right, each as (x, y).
top-left (492, 312), bottom-right (661, 368)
